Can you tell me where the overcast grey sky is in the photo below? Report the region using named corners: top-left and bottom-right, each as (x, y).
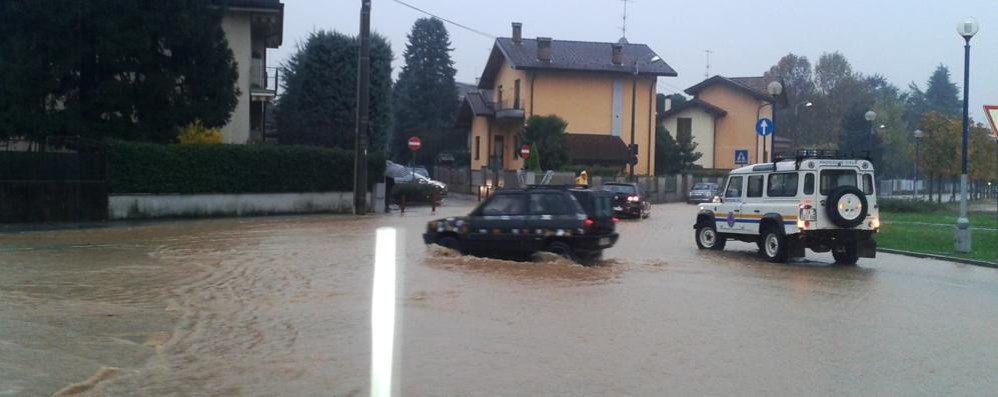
top-left (272, 0), bottom-right (997, 122)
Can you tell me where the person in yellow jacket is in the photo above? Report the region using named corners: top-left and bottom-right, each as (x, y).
top-left (575, 170), bottom-right (589, 187)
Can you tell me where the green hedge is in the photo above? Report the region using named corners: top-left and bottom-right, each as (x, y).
top-left (390, 183), bottom-right (446, 203)
top-left (108, 141), bottom-right (385, 194)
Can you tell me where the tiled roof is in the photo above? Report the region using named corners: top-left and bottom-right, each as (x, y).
top-left (658, 98), bottom-right (728, 120)
top-left (480, 38), bottom-right (677, 88)
top-left (685, 75), bottom-right (787, 106)
top-left (456, 90), bottom-right (494, 126)
top-left (565, 134), bottom-right (630, 165)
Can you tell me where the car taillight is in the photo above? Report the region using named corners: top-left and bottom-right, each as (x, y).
top-left (627, 195), bottom-right (639, 202)
top-left (611, 217), bottom-right (619, 224)
top-left (583, 219), bottom-right (594, 230)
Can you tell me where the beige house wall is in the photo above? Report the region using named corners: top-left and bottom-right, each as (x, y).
top-left (661, 107), bottom-right (716, 169)
top-left (220, 12), bottom-right (253, 144)
top-left (698, 85), bottom-right (772, 169)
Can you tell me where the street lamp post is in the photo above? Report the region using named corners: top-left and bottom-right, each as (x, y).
top-left (767, 81), bottom-right (783, 160)
top-left (864, 110), bottom-right (877, 160)
top-left (629, 55), bottom-right (661, 180)
top-left (955, 17), bottom-right (979, 253)
top-left (914, 129), bottom-right (924, 200)
top-left (791, 101), bottom-right (812, 151)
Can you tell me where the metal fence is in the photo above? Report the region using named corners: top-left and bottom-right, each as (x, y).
top-left (0, 137), bottom-right (108, 223)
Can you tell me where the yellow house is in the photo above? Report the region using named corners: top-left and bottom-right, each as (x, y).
top-left (659, 76), bottom-right (787, 170)
top-left (458, 23), bottom-right (677, 175)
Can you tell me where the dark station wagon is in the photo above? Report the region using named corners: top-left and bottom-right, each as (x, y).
top-left (423, 187), bottom-right (619, 263)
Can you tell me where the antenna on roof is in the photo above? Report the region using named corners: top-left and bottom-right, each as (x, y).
top-left (704, 49), bottom-right (713, 79)
top-left (618, 0), bottom-right (634, 40)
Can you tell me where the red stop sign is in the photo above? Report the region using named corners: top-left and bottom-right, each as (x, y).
top-left (519, 145), bottom-right (530, 159)
top-left (407, 137), bottom-right (421, 152)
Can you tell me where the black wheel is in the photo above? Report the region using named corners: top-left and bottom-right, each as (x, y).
top-left (826, 186), bottom-right (868, 228)
top-left (759, 228), bottom-right (788, 263)
top-left (545, 241), bottom-right (577, 262)
top-left (695, 223), bottom-right (726, 250)
top-left (832, 242), bottom-right (859, 265)
top-left (436, 235), bottom-right (463, 254)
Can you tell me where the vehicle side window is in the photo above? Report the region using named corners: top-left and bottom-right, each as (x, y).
top-left (529, 193), bottom-right (576, 215)
top-left (724, 176), bottom-right (744, 198)
top-left (767, 173), bottom-right (799, 197)
top-left (804, 173), bottom-right (815, 195)
top-left (480, 195), bottom-right (525, 216)
top-left (863, 174), bottom-right (875, 195)
top-left (746, 175), bottom-right (764, 198)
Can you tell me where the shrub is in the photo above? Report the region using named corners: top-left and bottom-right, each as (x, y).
top-left (878, 198), bottom-right (948, 213)
top-left (108, 141), bottom-right (385, 194)
top-left (177, 120), bottom-right (223, 144)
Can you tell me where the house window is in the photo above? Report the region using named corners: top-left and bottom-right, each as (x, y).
top-left (497, 85), bottom-right (504, 107)
top-left (474, 136), bottom-right (480, 160)
top-left (677, 118), bottom-right (693, 140)
top-left (514, 79), bottom-right (521, 110)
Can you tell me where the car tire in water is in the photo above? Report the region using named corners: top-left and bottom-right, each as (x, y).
top-left (545, 241), bottom-right (577, 262)
top-left (832, 242), bottom-right (860, 265)
top-left (695, 223), bottom-right (726, 250)
top-left (826, 186), bottom-right (868, 228)
top-left (759, 227), bottom-right (789, 263)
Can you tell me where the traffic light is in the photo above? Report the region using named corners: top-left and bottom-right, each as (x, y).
top-left (628, 144), bottom-right (639, 166)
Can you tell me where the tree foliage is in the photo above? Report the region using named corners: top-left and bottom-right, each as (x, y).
top-left (392, 18), bottom-right (459, 164)
top-left (0, 0), bottom-right (239, 143)
top-left (276, 31), bottom-right (393, 150)
top-left (655, 125), bottom-right (679, 175)
top-left (523, 115), bottom-right (568, 171)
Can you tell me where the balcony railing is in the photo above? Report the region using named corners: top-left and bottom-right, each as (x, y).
top-left (250, 59), bottom-right (279, 97)
top-left (493, 99), bottom-right (524, 120)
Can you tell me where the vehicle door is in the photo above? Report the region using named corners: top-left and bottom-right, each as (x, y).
top-left (464, 193), bottom-right (527, 252)
top-left (742, 174), bottom-right (766, 234)
top-left (524, 192), bottom-right (586, 252)
top-left (761, 172), bottom-right (800, 234)
top-left (715, 175), bottom-right (745, 233)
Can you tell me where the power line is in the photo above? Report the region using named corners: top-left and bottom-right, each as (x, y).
top-left (390, 0), bottom-right (496, 40)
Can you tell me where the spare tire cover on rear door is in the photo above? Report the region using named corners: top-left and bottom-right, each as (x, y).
top-left (826, 185), bottom-right (868, 228)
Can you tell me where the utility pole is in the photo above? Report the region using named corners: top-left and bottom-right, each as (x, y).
top-left (353, 0), bottom-right (371, 215)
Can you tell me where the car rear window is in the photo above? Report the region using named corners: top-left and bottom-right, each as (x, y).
top-left (692, 183), bottom-right (713, 190)
top-left (571, 191), bottom-right (613, 218)
top-left (601, 184), bottom-right (636, 195)
top-left (820, 170), bottom-right (857, 195)
top-left (863, 174), bottom-right (875, 195)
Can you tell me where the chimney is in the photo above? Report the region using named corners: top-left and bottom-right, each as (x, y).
top-left (611, 44), bottom-right (623, 65)
top-left (511, 22), bottom-right (522, 44)
top-left (537, 37), bottom-right (552, 62)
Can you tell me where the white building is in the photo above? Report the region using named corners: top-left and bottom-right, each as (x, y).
top-left (218, 0), bottom-right (284, 143)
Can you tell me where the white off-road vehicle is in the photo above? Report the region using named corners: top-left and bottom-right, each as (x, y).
top-left (693, 151), bottom-right (880, 264)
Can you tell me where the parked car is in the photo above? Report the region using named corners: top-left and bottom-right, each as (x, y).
top-left (599, 182), bottom-right (650, 219)
top-left (693, 150), bottom-right (879, 264)
top-left (423, 186), bottom-right (619, 263)
top-left (687, 182), bottom-right (720, 204)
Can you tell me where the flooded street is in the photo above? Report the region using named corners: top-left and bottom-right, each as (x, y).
top-left (3, 200), bottom-right (998, 396)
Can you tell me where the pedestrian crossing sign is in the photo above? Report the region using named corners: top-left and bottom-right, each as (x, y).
top-left (734, 150), bottom-right (749, 165)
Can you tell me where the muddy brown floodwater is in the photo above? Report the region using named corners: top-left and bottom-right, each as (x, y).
top-left (2, 200), bottom-right (998, 396)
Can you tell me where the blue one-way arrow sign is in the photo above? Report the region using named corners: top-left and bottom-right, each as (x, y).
top-left (755, 118), bottom-right (773, 137)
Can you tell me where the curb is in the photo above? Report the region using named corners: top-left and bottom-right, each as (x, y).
top-left (878, 248), bottom-right (998, 269)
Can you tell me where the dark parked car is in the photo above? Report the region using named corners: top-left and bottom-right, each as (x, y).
top-left (600, 182), bottom-right (650, 219)
top-left (687, 182), bottom-right (720, 204)
top-left (423, 187), bottom-right (619, 263)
